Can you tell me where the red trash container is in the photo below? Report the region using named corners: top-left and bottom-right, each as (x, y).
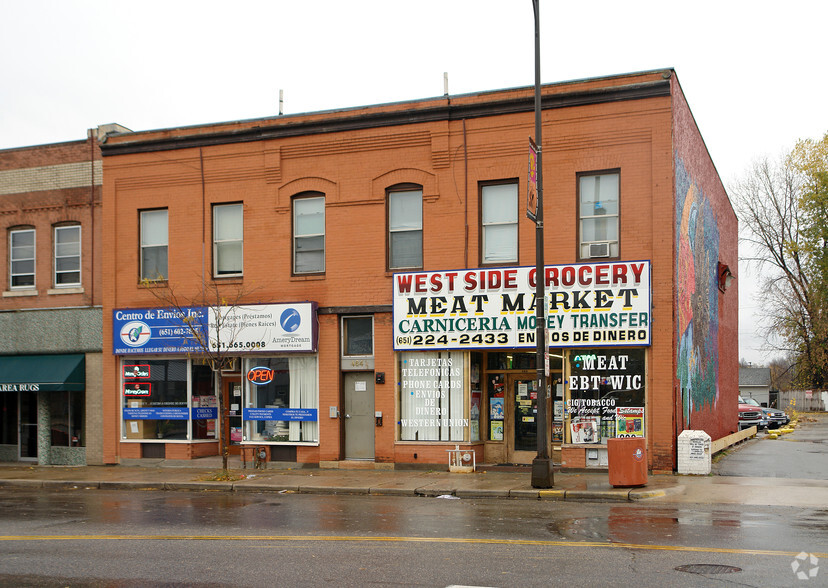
top-left (607, 437), bottom-right (648, 487)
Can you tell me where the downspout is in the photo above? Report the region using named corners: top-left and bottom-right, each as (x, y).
top-left (463, 119), bottom-right (469, 268)
top-left (89, 131), bottom-right (95, 305)
top-left (200, 148), bottom-right (207, 300)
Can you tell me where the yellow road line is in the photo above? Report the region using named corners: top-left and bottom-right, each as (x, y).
top-left (0, 534), bottom-right (824, 558)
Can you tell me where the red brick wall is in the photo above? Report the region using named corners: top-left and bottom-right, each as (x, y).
top-left (671, 75), bottom-right (740, 444)
top-left (0, 137), bottom-right (102, 308)
top-left (100, 71), bottom-right (727, 471)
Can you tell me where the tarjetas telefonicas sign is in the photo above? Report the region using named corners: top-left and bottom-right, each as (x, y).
top-left (393, 261), bottom-right (650, 350)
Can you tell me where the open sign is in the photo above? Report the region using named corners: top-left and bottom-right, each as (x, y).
top-left (247, 366), bottom-right (274, 385)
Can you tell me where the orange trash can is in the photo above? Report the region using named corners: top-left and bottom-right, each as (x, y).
top-left (607, 437), bottom-right (648, 487)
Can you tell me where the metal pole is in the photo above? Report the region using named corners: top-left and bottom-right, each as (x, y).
top-left (531, 0), bottom-right (554, 488)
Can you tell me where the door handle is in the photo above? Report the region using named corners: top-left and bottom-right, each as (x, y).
top-left (345, 414), bottom-right (351, 419)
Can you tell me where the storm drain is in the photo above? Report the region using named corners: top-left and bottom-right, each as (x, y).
top-left (675, 564), bottom-right (742, 575)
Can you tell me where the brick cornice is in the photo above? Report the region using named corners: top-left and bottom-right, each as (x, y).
top-left (101, 80), bottom-right (671, 157)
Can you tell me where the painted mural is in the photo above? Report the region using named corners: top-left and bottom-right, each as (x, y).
top-left (675, 154), bottom-right (720, 425)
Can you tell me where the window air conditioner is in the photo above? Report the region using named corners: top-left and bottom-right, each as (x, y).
top-left (588, 242), bottom-right (610, 258)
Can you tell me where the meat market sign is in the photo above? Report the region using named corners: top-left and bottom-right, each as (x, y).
top-left (393, 261), bottom-right (650, 350)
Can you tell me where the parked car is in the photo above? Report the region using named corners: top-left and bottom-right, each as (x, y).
top-left (739, 396), bottom-right (789, 429)
top-left (738, 398), bottom-right (764, 430)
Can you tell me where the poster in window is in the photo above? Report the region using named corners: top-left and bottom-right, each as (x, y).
top-left (570, 416), bottom-right (600, 444)
top-left (489, 397), bottom-right (504, 420)
top-left (567, 349), bottom-right (645, 443)
top-left (615, 407), bottom-right (644, 438)
top-left (490, 420), bottom-right (504, 441)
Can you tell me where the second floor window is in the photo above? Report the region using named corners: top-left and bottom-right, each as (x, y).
top-left (578, 171), bottom-right (619, 259)
top-left (10, 228), bottom-right (35, 288)
top-left (54, 225), bottom-right (81, 287)
top-left (481, 182), bottom-right (518, 264)
top-left (293, 195), bottom-right (325, 274)
top-left (213, 203), bottom-right (243, 277)
top-left (140, 209), bottom-right (168, 281)
top-left (388, 187), bottom-right (423, 269)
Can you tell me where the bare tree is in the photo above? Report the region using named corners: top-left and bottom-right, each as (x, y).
top-left (732, 137), bottom-right (828, 387)
top-left (141, 279), bottom-right (258, 475)
top-left (768, 355), bottom-right (797, 392)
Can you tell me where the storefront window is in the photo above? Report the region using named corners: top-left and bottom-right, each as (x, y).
top-left (487, 352), bottom-right (536, 371)
top-left (122, 359), bottom-right (215, 441)
top-left (191, 363), bottom-right (216, 440)
top-left (487, 373), bottom-right (505, 441)
top-left (566, 348), bottom-right (645, 444)
top-left (399, 351), bottom-right (465, 441)
top-left (0, 393), bottom-right (16, 444)
top-left (470, 353), bottom-right (482, 441)
top-left (243, 356), bottom-right (318, 443)
top-left (50, 391), bottom-right (84, 447)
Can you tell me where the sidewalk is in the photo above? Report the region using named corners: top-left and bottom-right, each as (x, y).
top-left (1, 457), bottom-right (826, 506)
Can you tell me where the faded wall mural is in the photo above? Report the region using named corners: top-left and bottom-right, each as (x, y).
top-left (676, 155), bottom-right (720, 425)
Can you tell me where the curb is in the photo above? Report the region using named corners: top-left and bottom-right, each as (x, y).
top-left (0, 477), bottom-right (686, 502)
top-left (99, 481), bottom-right (165, 491)
top-left (565, 489), bottom-right (631, 501)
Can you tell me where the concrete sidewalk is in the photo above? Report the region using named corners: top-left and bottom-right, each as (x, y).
top-left (1, 457), bottom-right (826, 506)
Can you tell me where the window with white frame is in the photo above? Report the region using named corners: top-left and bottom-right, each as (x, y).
top-left (140, 209), bottom-right (168, 280)
top-left (398, 350), bottom-right (465, 442)
top-left (293, 194), bottom-right (325, 274)
top-left (481, 182), bottom-right (518, 264)
top-left (213, 203), bottom-right (243, 276)
top-left (388, 187), bottom-right (423, 269)
top-left (10, 228), bottom-right (35, 288)
top-left (578, 171), bottom-right (619, 259)
top-left (54, 225), bottom-right (81, 287)
top-left (243, 356), bottom-right (319, 443)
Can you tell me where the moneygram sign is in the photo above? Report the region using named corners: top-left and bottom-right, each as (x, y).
top-left (393, 261), bottom-right (650, 350)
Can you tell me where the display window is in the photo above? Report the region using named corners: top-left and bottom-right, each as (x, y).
top-left (49, 390), bottom-right (84, 447)
top-left (565, 348), bottom-right (645, 444)
top-left (398, 350), bottom-right (467, 441)
top-left (121, 358), bottom-right (216, 441)
top-left (242, 356), bottom-right (318, 444)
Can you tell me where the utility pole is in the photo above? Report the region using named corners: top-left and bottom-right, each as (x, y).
top-left (530, 0), bottom-right (554, 488)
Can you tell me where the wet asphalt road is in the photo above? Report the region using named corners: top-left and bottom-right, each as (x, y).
top-left (1, 415), bottom-right (825, 587)
top-left (0, 488), bottom-right (825, 587)
top-left (714, 413), bottom-right (828, 479)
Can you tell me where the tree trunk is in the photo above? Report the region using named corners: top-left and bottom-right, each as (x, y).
top-left (216, 371), bottom-right (228, 472)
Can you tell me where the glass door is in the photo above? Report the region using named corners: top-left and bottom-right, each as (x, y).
top-left (512, 376), bottom-right (538, 451)
top-left (508, 374), bottom-right (537, 463)
top-left (224, 378), bottom-right (242, 455)
top-left (19, 391), bottom-right (38, 461)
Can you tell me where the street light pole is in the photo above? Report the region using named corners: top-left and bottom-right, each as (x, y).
top-left (531, 0), bottom-right (554, 488)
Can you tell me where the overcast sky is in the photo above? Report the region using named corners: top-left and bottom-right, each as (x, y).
top-left (2, 1), bottom-right (826, 365)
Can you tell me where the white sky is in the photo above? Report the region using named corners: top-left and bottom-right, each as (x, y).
top-left (2, 1), bottom-right (826, 365)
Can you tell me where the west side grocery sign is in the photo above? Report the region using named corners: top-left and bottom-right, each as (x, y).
top-left (393, 261), bottom-right (650, 350)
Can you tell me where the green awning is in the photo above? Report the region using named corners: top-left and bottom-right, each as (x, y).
top-left (0, 354), bottom-right (85, 392)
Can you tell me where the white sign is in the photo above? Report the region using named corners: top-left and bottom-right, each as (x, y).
top-left (689, 438), bottom-right (706, 458)
top-left (393, 261), bottom-right (650, 350)
top-left (209, 303), bottom-right (317, 353)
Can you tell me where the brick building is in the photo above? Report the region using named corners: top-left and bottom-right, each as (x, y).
top-left (100, 69), bottom-right (737, 472)
top-left (0, 125), bottom-right (128, 464)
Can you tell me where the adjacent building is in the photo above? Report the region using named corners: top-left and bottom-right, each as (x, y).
top-left (99, 69), bottom-right (738, 472)
top-left (0, 125), bottom-right (128, 464)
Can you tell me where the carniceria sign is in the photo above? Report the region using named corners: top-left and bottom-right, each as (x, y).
top-left (393, 261), bottom-right (651, 350)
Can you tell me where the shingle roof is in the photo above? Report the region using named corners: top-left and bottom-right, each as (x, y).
top-left (739, 367), bottom-right (771, 386)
